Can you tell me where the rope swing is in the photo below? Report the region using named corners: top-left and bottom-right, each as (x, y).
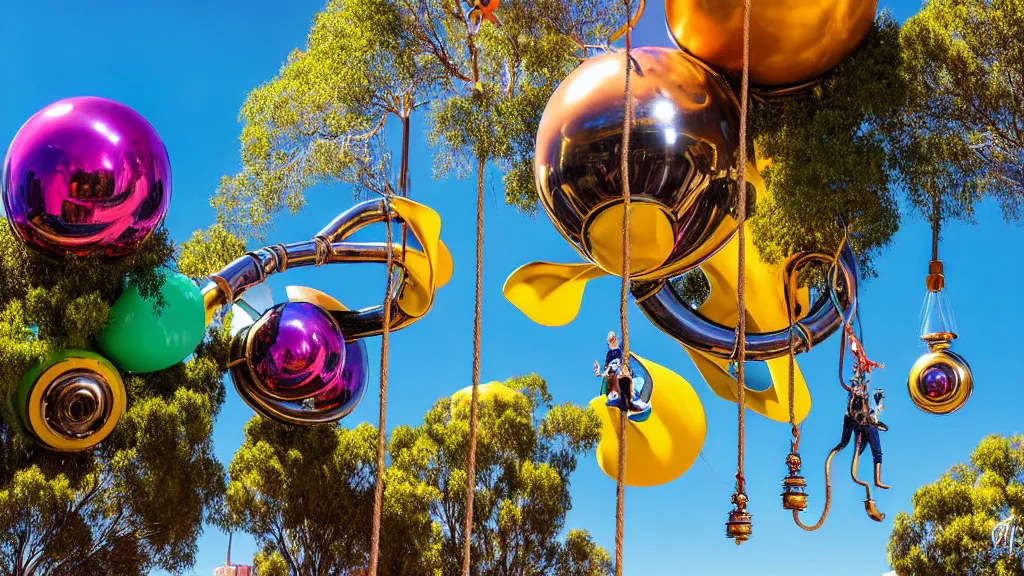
top-left (614, 0), bottom-right (635, 573)
top-left (460, 154), bottom-right (486, 576)
top-left (725, 0), bottom-right (753, 546)
top-left (367, 174), bottom-right (405, 575)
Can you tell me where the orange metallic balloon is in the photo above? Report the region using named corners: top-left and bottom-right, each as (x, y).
top-left (665, 0), bottom-right (878, 88)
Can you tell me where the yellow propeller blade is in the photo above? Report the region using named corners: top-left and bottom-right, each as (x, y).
top-left (503, 261), bottom-right (608, 327)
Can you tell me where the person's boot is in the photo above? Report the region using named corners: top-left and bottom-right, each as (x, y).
top-left (874, 463), bottom-right (891, 490)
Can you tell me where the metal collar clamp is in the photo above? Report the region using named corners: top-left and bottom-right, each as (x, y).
top-left (201, 197), bottom-right (448, 341)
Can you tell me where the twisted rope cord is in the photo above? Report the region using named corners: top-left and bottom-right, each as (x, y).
top-left (732, 0), bottom-right (752, 510)
top-left (614, 2), bottom-right (634, 573)
top-left (368, 194), bottom-right (397, 575)
top-left (460, 155), bottom-right (486, 576)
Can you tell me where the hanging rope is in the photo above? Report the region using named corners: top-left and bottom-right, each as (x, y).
top-left (367, 188), bottom-right (398, 575)
top-left (460, 154), bottom-right (486, 576)
top-left (931, 193), bottom-right (941, 262)
top-left (786, 261), bottom-right (836, 532)
top-left (725, 0), bottom-right (753, 545)
top-left (614, 2), bottom-right (634, 574)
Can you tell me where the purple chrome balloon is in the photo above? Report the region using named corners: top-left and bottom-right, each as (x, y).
top-left (248, 302), bottom-right (347, 402)
top-left (2, 97), bottom-right (171, 258)
top-left (921, 364), bottom-right (955, 399)
top-left (310, 338), bottom-right (368, 419)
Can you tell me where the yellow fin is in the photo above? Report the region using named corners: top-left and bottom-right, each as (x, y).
top-left (286, 286), bottom-right (350, 312)
top-left (503, 261), bottom-right (608, 327)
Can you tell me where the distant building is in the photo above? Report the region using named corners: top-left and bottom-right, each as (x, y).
top-left (214, 567), bottom-right (251, 576)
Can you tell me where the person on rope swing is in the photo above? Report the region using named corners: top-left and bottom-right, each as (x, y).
top-left (593, 331), bottom-right (649, 413)
top-left (833, 371), bottom-right (890, 490)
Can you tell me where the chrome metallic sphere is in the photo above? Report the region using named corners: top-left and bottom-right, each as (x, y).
top-left (246, 302), bottom-right (347, 402)
top-left (2, 97), bottom-right (171, 258)
top-left (535, 47), bottom-right (741, 280)
top-left (230, 307), bottom-right (369, 425)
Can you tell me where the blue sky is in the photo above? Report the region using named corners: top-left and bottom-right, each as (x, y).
top-left (2, 1), bottom-right (1018, 574)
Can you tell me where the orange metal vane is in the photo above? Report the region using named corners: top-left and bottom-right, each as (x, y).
top-left (665, 0), bottom-right (878, 88)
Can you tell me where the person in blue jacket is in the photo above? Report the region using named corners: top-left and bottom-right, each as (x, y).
top-left (593, 331), bottom-right (649, 412)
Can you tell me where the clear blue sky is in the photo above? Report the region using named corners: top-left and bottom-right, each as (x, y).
top-left (2, 1), bottom-right (1017, 575)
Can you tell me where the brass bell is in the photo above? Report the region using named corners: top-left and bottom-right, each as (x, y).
top-left (725, 492), bottom-right (753, 544)
top-left (781, 453), bottom-right (808, 512)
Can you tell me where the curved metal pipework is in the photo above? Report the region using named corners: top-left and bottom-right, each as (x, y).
top-left (631, 238), bottom-right (859, 361)
top-left (201, 198), bottom-right (431, 340)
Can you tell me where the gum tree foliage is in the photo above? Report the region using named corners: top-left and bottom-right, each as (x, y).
top-left (896, 0), bottom-right (1024, 226)
top-left (887, 434), bottom-right (1024, 576)
top-left (213, 0), bottom-right (440, 240)
top-left (0, 222), bottom-right (235, 575)
top-left (747, 13), bottom-right (907, 278)
top-left (212, 0), bottom-right (633, 243)
top-left (224, 375), bottom-right (611, 576)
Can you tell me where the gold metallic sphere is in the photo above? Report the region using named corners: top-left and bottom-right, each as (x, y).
top-left (908, 345), bottom-right (973, 415)
top-left (665, 0), bottom-right (879, 88)
top-left (535, 47), bottom-right (740, 281)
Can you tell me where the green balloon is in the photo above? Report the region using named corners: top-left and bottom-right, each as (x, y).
top-left (98, 271), bottom-right (206, 374)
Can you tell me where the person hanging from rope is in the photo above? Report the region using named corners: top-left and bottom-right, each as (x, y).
top-left (594, 331), bottom-right (649, 413)
top-left (833, 329), bottom-right (890, 490)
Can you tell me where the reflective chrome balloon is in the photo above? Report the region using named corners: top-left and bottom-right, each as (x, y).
top-left (231, 330), bottom-right (369, 425)
top-left (2, 97), bottom-right (171, 258)
top-left (16, 350), bottom-right (126, 452)
top-left (229, 301), bottom-right (368, 425)
top-left (666, 0), bottom-right (878, 89)
top-left (311, 337), bottom-right (368, 416)
top-left (246, 302), bottom-right (346, 402)
top-left (908, 345), bottom-right (973, 415)
top-left (535, 47), bottom-right (740, 280)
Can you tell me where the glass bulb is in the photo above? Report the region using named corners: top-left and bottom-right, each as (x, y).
top-left (919, 287), bottom-right (958, 343)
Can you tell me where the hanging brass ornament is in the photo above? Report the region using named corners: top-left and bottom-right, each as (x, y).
top-left (908, 260), bottom-right (973, 415)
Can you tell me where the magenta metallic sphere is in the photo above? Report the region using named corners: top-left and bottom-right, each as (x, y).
top-left (2, 97), bottom-right (171, 258)
top-left (247, 302), bottom-right (347, 402)
top-left (920, 364), bottom-right (955, 399)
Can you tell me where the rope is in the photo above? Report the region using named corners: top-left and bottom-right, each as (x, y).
top-left (614, 2), bottom-right (634, 573)
top-left (786, 259), bottom-right (836, 532)
top-left (785, 265), bottom-right (800, 449)
top-left (367, 194), bottom-right (396, 575)
top-left (460, 155), bottom-right (486, 576)
top-left (730, 0), bottom-right (752, 523)
top-left (792, 448), bottom-right (838, 531)
top-left (931, 193), bottom-right (941, 262)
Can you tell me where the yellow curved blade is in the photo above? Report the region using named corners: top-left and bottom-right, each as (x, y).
top-left (681, 162), bottom-right (813, 424)
top-left (436, 240), bottom-right (454, 288)
top-left (503, 261), bottom-right (608, 327)
top-left (390, 196), bottom-right (442, 318)
top-left (286, 286), bottom-right (350, 312)
top-left (591, 353), bottom-right (706, 487)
